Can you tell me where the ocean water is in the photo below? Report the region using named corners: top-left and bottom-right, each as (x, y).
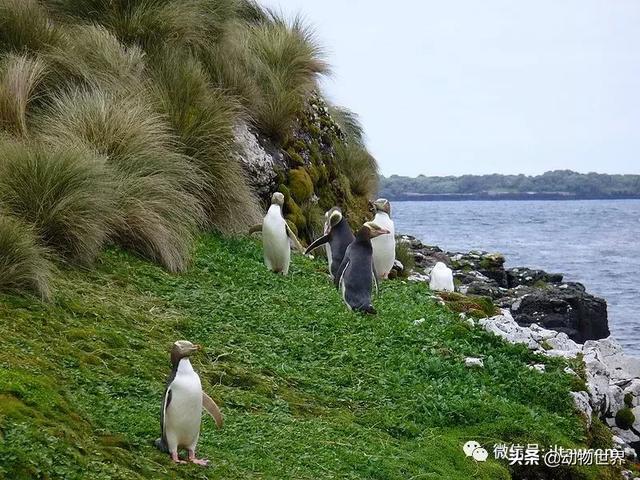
top-left (393, 199), bottom-right (640, 356)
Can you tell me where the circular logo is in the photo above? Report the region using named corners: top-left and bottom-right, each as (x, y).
top-left (463, 441), bottom-right (481, 457)
top-left (472, 447), bottom-right (489, 462)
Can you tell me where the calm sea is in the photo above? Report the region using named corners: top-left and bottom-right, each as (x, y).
top-left (393, 199), bottom-right (640, 356)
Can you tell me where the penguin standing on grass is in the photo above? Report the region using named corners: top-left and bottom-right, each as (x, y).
top-left (305, 207), bottom-right (354, 280)
top-left (249, 192), bottom-right (304, 275)
top-left (335, 221), bottom-right (390, 314)
top-left (370, 198), bottom-right (396, 279)
top-left (155, 341), bottom-right (223, 466)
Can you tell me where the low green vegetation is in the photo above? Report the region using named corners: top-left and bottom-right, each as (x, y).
top-left (0, 236), bottom-right (618, 479)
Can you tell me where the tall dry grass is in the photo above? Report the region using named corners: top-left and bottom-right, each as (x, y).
top-left (0, 213), bottom-right (53, 300)
top-left (150, 49), bottom-right (262, 232)
top-left (38, 88), bottom-right (205, 271)
top-left (0, 140), bottom-right (116, 264)
top-left (0, 54), bottom-right (47, 136)
top-left (0, 0), bottom-right (62, 53)
top-left (334, 142), bottom-right (380, 200)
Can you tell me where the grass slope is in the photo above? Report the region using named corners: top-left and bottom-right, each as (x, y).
top-left (0, 236), bottom-right (614, 479)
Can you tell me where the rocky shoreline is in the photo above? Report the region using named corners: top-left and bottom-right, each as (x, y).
top-left (398, 234), bottom-right (610, 344)
top-left (398, 233), bottom-right (640, 465)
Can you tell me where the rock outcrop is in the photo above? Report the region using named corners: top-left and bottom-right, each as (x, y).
top-left (399, 234), bottom-right (610, 343)
top-left (480, 311), bottom-right (640, 458)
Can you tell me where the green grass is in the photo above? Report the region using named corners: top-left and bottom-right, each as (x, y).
top-left (0, 235), bottom-right (617, 479)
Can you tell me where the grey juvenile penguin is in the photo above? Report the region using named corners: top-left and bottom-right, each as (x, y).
top-left (304, 207), bottom-right (355, 280)
top-left (335, 221), bottom-right (390, 314)
top-left (155, 341), bottom-right (223, 466)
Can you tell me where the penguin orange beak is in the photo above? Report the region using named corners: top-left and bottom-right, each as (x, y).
top-left (377, 228), bottom-right (390, 235)
top-left (194, 344), bottom-right (202, 351)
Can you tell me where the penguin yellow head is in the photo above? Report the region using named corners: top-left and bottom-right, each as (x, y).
top-left (171, 340), bottom-right (200, 365)
top-left (271, 192), bottom-right (285, 206)
top-left (372, 198), bottom-right (391, 215)
top-left (325, 207), bottom-right (343, 231)
top-left (363, 221), bottom-right (390, 238)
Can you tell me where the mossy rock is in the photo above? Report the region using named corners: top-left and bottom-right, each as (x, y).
top-left (615, 407), bottom-right (635, 430)
top-left (286, 149), bottom-right (305, 167)
top-left (288, 168), bottom-right (314, 203)
top-left (625, 392), bottom-right (634, 408)
top-left (308, 164), bottom-right (321, 185)
top-left (284, 196), bottom-right (305, 232)
top-left (437, 292), bottom-right (500, 319)
top-left (479, 254), bottom-right (505, 270)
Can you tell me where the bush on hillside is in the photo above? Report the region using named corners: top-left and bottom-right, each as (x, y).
top-left (329, 105), bottom-right (365, 146)
top-left (150, 49), bottom-right (262, 233)
top-left (37, 88), bottom-right (206, 271)
top-left (334, 142), bottom-right (379, 199)
top-left (245, 15), bottom-right (329, 142)
top-left (0, 213), bottom-right (53, 300)
top-left (0, 140), bottom-right (115, 264)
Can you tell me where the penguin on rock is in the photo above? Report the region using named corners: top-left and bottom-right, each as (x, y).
top-left (249, 192), bottom-right (304, 275)
top-left (370, 198), bottom-right (395, 279)
top-left (155, 341), bottom-right (223, 466)
top-left (335, 221), bottom-right (390, 314)
top-left (429, 262), bottom-right (455, 292)
top-left (304, 207), bottom-right (354, 280)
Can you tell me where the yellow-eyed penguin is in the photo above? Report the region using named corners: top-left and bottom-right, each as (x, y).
top-left (429, 262), bottom-right (455, 292)
top-left (155, 341), bottom-right (223, 466)
top-left (370, 199), bottom-right (395, 279)
top-left (305, 207), bottom-right (354, 280)
top-left (335, 221), bottom-right (390, 314)
top-left (249, 192), bottom-right (304, 275)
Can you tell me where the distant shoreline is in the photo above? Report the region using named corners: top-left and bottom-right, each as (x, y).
top-left (386, 192), bottom-right (640, 201)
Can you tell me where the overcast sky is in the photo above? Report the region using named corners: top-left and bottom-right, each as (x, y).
top-left (260, 0), bottom-right (640, 177)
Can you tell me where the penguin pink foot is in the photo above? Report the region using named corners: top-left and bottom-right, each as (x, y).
top-left (188, 450), bottom-right (209, 466)
top-left (171, 452), bottom-right (187, 464)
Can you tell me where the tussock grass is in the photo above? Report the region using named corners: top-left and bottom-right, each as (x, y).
top-left (395, 239), bottom-right (416, 277)
top-left (0, 140), bottom-right (115, 264)
top-left (244, 14), bottom-right (329, 141)
top-left (38, 88), bottom-right (205, 271)
top-left (0, 53), bottom-right (47, 135)
top-left (0, 0), bottom-right (61, 53)
top-left (330, 105), bottom-right (365, 145)
top-left (45, 0), bottom-right (237, 50)
top-left (335, 142), bottom-right (379, 199)
top-left (47, 24), bottom-right (145, 90)
top-left (0, 213), bottom-right (52, 300)
top-left (150, 49), bottom-right (262, 233)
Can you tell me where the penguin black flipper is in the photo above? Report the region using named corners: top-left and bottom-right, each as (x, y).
top-left (304, 234), bottom-right (331, 255)
top-left (202, 392), bottom-right (224, 428)
top-left (334, 246), bottom-right (352, 289)
top-left (155, 388), bottom-right (172, 452)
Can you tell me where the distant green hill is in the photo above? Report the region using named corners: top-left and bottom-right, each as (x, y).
top-left (380, 170), bottom-right (640, 200)
top-left (0, 235), bottom-right (617, 479)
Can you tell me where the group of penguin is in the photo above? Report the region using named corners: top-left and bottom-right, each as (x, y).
top-left (156, 192), bottom-right (455, 466)
top-left (253, 192), bottom-right (397, 314)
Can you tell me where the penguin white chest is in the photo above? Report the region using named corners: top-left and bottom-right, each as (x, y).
top-left (165, 360), bottom-right (203, 449)
top-left (262, 206), bottom-right (290, 273)
top-left (371, 212), bottom-right (395, 278)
